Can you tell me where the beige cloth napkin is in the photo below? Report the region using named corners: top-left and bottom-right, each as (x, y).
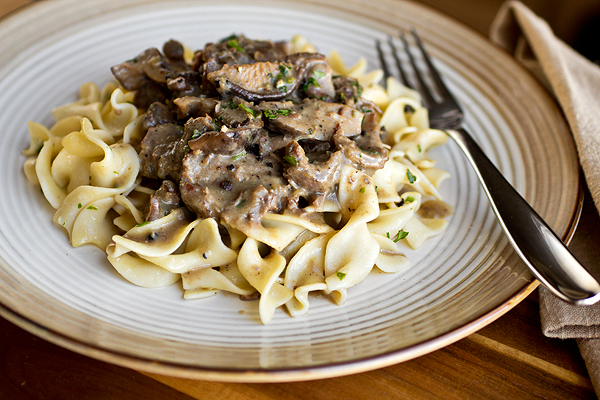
top-left (490, 0), bottom-right (600, 393)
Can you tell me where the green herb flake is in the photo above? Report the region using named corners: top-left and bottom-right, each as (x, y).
top-left (405, 196), bottom-right (415, 203)
top-left (77, 203), bottom-right (83, 209)
top-left (238, 103), bottom-right (256, 117)
top-left (227, 39), bottom-right (244, 52)
top-left (308, 127), bottom-right (314, 135)
top-left (87, 205), bottom-right (98, 210)
top-left (359, 187), bottom-right (366, 193)
top-left (264, 109), bottom-right (292, 119)
top-left (191, 129), bottom-right (202, 139)
top-left (386, 232), bottom-right (390, 239)
top-left (313, 70), bottom-right (326, 79)
top-left (236, 199), bottom-right (246, 208)
top-left (303, 77), bottom-right (320, 91)
top-left (336, 271), bottom-right (346, 281)
top-left (136, 221), bottom-right (150, 227)
top-left (393, 230), bottom-right (409, 242)
top-left (232, 151), bottom-right (246, 161)
top-left (417, 144), bottom-right (422, 153)
top-left (283, 155), bottom-right (298, 166)
top-left (406, 169), bottom-right (417, 184)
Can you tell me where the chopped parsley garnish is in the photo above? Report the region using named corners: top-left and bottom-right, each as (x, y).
top-left (405, 196), bottom-right (415, 203)
top-left (238, 103), bottom-right (256, 117)
top-left (232, 151), bottom-right (246, 161)
top-left (236, 199), bottom-right (246, 208)
top-left (136, 221), bottom-right (150, 227)
top-left (393, 230), bottom-right (409, 242)
top-left (307, 127), bottom-right (314, 135)
top-left (77, 203), bottom-right (83, 209)
top-left (417, 144), bottom-right (422, 153)
top-left (279, 64), bottom-right (292, 74)
top-left (359, 187), bottom-right (366, 193)
top-left (386, 232), bottom-right (390, 239)
top-left (191, 129), bottom-right (203, 139)
top-left (313, 70), bottom-right (326, 79)
top-left (350, 80), bottom-right (363, 96)
top-left (336, 271), bottom-right (346, 281)
top-left (283, 155), bottom-right (298, 166)
top-left (227, 39), bottom-right (244, 52)
top-left (263, 109), bottom-right (292, 119)
top-left (228, 99), bottom-right (237, 109)
top-left (87, 205), bottom-right (98, 210)
top-left (303, 77), bottom-right (320, 91)
top-left (406, 169), bottom-right (417, 184)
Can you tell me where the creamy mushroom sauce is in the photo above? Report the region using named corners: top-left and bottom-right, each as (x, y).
top-left (111, 35), bottom-right (389, 235)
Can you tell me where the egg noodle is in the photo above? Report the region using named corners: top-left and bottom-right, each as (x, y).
top-left (23, 36), bottom-right (451, 324)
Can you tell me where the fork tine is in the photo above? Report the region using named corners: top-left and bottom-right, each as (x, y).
top-left (410, 29), bottom-right (460, 110)
top-left (388, 37), bottom-right (411, 88)
top-left (375, 39), bottom-right (391, 86)
top-left (400, 30), bottom-right (435, 108)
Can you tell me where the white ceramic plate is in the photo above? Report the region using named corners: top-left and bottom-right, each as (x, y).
top-left (0, 0), bottom-right (580, 382)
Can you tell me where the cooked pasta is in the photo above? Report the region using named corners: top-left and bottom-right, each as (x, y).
top-left (23, 35), bottom-right (451, 324)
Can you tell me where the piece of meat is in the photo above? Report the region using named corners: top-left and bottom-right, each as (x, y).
top-left (139, 123), bottom-right (187, 181)
top-left (283, 141), bottom-right (342, 205)
top-left (146, 180), bottom-right (182, 221)
top-left (259, 98), bottom-right (363, 141)
top-left (179, 151), bottom-right (287, 220)
top-left (142, 102), bottom-right (178, 131)
top-left (111, 48), bottom-right (162, 91)
top-left (173, 96), bottom-right (218, 119)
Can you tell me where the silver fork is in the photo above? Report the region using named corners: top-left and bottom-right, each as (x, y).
top-left (376, 29), bottom-right (600, 305)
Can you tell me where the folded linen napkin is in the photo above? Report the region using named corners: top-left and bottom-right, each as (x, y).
top-left (490, 0), bottom-right (600, 392)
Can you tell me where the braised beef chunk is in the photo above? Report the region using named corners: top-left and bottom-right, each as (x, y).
top-left (142, 102), bottom-right (177, 131)
top-left (139, 123), bottom-right (187, 181)
top-left (180, 152), bottom-right (287, 221)
top-left (173, 96), bottom-right (218, 119)
top-left (193, 35), bottom-right (289, 72)
top-left (283, 141), bottom-right (342, 205)
top-left (259, 98), bottom-right (363, 141)
top-left (112, 34), bottom-right (390, 230)
top-left (111, 48), bottom-right (162, 91)
top-left (146, 180), bottom-right (182, 221)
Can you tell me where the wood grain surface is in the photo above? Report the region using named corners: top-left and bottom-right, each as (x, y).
top-left (1, 1), bottom-right (599, 399)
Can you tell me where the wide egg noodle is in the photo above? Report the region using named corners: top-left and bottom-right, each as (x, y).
top-left (367, 191), bottom-right (421, 237)
top-left (240, 211), bottom-right (332, 252)
top-left (237, 238), bottom-right (293, 324)
top-left (371, 233), bottom-right (411, 273)
top-left (182, 262), bottom-right (255, 299)
top-left (107, 252), bottom-right (181, 288)
top-left (402, 216), bottom-right (448, 250)
top-left (108, 208), bottom-right (198, 258)
top-left (138, 218), bottom-right (238, 274)
top-left (284, 232), bottom-right (333, 317)
top-left (71, 196), bottom-right (119, 249)
top-left (35, 137), bottom-right (66, 208)
top-left (323, 166), bottom-right (380, 298)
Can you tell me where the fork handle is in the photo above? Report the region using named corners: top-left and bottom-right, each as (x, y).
top-left (448, 127), bottom-right (600, 305)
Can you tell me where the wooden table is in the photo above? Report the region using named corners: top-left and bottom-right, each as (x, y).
top-left (1, 1), bottom-right (598, 399)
